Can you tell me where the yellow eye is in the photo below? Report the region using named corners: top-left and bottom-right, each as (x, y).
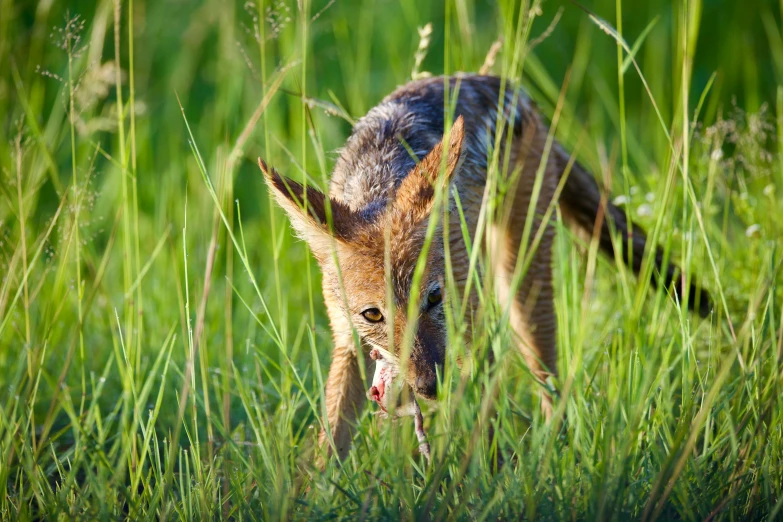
top-left (361, 308), bottom-right (384, 323)
top-left (427, 286), bottom-right (442, 307)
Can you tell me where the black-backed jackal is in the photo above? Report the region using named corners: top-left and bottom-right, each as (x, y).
top-left (261, 74), bottom-right (710, 461)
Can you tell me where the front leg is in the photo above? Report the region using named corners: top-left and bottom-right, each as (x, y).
top-left (318, 339), bottom-right (368, 461)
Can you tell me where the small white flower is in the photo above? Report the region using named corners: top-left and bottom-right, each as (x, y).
top-left (637, 204), bottom-right (653, 217)
top-left (711, 148), bottom-right (724, 161)
top-left (745, 224), bottom-right (761, 238)
top-left (613, 195), bottom-right (629, 206)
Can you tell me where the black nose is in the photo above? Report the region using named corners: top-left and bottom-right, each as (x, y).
top-left (415, 374), bottom-right (438, 399)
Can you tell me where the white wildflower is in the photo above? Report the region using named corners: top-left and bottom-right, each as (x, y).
top-left (745, 224), bottom-right (761, 238)
top-left (637, 204), bottom-right (653, 217)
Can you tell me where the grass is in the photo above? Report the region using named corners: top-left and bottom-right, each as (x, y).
top-left (1, 0), bottom-right (783, 519)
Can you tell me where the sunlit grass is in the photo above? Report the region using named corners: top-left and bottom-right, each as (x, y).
top-left (1, 0), bottom-right (782, 519)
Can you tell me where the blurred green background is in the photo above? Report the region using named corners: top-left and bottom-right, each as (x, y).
top-left (3, 0), bottom-right (781, 191)
top-left (1, 0), bottom-right (782, 518)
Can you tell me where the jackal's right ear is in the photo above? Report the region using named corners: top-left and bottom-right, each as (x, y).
top-left (259, 158), bottom-right (352, 260)
top-left (394, 115), bottom-right (465, 220)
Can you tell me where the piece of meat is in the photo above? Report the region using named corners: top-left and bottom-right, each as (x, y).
top-left (369, 348), bottom-right (394, 412)
top-left (368, 348), bottom-right (431, 463)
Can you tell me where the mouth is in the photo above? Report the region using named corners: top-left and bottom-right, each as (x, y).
top-left (414, 389), bottom-right (437, 401)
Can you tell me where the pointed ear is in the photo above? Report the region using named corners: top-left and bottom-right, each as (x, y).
top-left (394, 115), bottom-right (465, 218)
top-left (259, 158), bottom-right (352, 260)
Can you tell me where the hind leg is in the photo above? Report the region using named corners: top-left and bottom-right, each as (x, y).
top-left (493, 221), bottom-right (558, 419)
top-left (490, 123), bottom-right (560, 417)
top-left (511, 242), bottom-right (558, 419)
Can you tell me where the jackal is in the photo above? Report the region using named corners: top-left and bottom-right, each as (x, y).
top-left (260, 74), bottom-right (710, 461)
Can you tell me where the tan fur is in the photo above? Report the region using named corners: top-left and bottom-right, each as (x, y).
top-left (261, 74), bottom-right (710, 461)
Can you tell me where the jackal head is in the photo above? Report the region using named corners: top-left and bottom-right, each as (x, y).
top-left (260, 116), bottom-right (465, 401)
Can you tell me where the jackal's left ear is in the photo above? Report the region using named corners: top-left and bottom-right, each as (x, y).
top-left (394, 115), bottom-right (465, 218)
top-left (259, 159), bottom-right (352, 260)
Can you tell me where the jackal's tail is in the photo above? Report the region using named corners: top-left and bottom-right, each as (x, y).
top-left (555, 145), bottom-right (712, 317)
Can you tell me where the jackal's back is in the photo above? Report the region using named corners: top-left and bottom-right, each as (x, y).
top-left (329, 75), bottom-right (529, 215)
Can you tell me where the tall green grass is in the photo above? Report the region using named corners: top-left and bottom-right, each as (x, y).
top-left (1, 0), bottom-right (782, 519)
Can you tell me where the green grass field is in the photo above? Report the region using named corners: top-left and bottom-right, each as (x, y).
top-left (2, 0), bottom-right (783, 519)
